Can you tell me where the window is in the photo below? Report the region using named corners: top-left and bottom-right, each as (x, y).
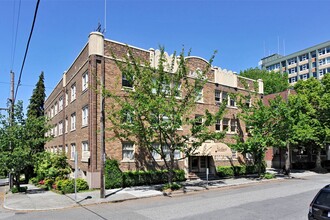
top-left (54, 124), bottom-right (58, 137)
top-left (300, 74), bottom-right (308, 80)
top-left (311, 51), bottom-right (316, 58)
top-left (319, 69), bottom-right (324, 77)
top-left (122, 74), bottom-right (133, 88)
top-left (215, 119), bottom-right (221, 131)
top-left (230, 96), bottom-right (236, 107)
top-left (222, 118), bottom-right (229, 131)
top-left (152, 143), bottom-right (180, 160)
top-left (82, 141), bottom-right (89, 152)
top-left (195, 115), bottom-right (203, 126)
top-left (319, 59), bottom-right (325, 66)
top-left (319, 48), bottom-right (326, 56)
top-left (289, 77), bottom-right (297, 83)
top-left (82, 72), bottom-right (88, 91)
top-left (65, 145), bottom-right (68, 154)
top-left (71, 113), bottom-right (76, 131)
top-left (288, 58), bottom-right (296, 65)
top-left (300, 64), bottom-right (309, 71)
top-left (58, 121), bottom-right (63, 135)
top-left (215, 90), bottom-right (221, 104)
top-left (195, 88), bottom-right (203, 102)
top-left (70, 143), bottom-right (76, 160)
top-left (300, 54), bottom-right (308, 61)
top-left (245, 98), bottom-right (251, 108)
top-left (230, 119), bottom-right (237, 133)
top-left (82, 106), bottom-right (88, 126)
top-left (173, 82), bottom-right (181, 97)
top-left (288, 67), bottom-right (296, 74)
top-left (71, 84), bottom-right (76, 102)
top-left (122, 142), bottom-right (134, 160)
top-left (65, 91), bottom-right (68, 106)
top-left (59, 96), bottom-right (63, 111)
top-left (65, 117), bottom-right (68, 133)
top-left (121, 109), bottom-right (133, 124)
top-left (54, 102), bottom-right (58, 115)
top-left (51, 106), bottom-right (54, 118)
top-left (222, 91), bottom-right (228, 103)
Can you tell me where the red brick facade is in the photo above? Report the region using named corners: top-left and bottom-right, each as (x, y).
top-left (45, 32), bottom-right (263, 188)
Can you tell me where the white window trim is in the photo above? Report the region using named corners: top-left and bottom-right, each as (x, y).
top-left (71, 113), bottom-right (76, 131)
top-left (71, 84), bottom-right (76, 102)
top-left (122, 142), bottom-right (135, 161)
top-left (82, 106), bottom-right (88, 127)
top-left (82, 72), bottom-right (88, 91)
top-left (70, 144), bottom-right (76, 160)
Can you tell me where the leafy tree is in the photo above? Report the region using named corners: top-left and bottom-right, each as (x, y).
top-left (292, 75), bottom-right (330, 171)
top-left (270, 94), bottom-right (316, 174)
top-left (239, 68), bottom-right (289, 95)
top-left (233, 99), bottom-right (274, 175)
top-left (104, 47), bottom-right (226, 185)
top-left (0, 102), bottom-right (30, 188)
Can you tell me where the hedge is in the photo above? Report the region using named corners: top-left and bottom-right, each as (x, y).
top-left (105, 159), bottom-right (186, 189)
top-left (217, 164), bottom-right (266, 177)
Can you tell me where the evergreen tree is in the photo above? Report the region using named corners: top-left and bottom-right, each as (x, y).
top-left (27, 71), bottom-right (45, 118)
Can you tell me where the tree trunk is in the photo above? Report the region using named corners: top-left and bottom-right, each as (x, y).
top-left (315, 148), bottom-right (323, 170)
top-left (284, 142), bottom-right (291, 176)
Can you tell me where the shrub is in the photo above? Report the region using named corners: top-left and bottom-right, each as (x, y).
top-left (11, 186), bottom-right (28, 193)
top-left (217, 166), bottom-right (235, 177)
top-left (76, 178), bottom-right (89, 191)
top-left (60, 179), bottom-right (75, 194)
top-left (262, 172), bottom-right (275, 179)
top-left (105, 159), bottom-right (123, 189)
top-left (217, 164), bottom-right (266, 177)
top-left (123, 169), bottom-right (186, 187)
top-left (44, 178), bottom-right (54, 190)
top-left (162, 182), bottom-right (181, 191)
top-left (29, 177), bottom-right (38, 185)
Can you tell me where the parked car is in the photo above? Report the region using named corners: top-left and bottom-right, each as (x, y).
top-left (309, 184), bottom-right (330, 219)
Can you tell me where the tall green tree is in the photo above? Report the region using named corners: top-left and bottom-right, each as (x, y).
top-left (240, 68), bottom-right (289, 95)
top-left (25, 72), bottom-right (48, 182)
top-left (233, 99), bottom-right (274, 175)
top-left (27, 71), bottom-right (45, 118)
top-left (105, 48), bottom-right (226, 185)
top-left (293, 75), bottom-right (330, 171)
top-left (270, 94), bottom-right (316, 174)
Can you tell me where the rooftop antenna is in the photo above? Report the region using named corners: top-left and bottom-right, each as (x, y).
top-left (95, 22), bottom-right (102, 32)
top-left (283, 39), bottom-right (286, 56)
top-left (104, 0), bottom-right (107, 35)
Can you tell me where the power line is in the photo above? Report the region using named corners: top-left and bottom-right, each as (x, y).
top-left (10, 0), bottom-right (22, 70)
top-left (14, 0), bottom-right (40, 103)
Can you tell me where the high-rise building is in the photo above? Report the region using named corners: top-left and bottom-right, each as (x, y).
top-left (260, 41), bottom-right (330, 84)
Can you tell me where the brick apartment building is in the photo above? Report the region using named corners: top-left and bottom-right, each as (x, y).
top-left (44, 32), bottom-right (264, 188)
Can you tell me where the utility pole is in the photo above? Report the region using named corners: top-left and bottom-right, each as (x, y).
top-left (100, 57), bottom-right (105, 198)
top-left (9, 71), bottom-right (15, 189)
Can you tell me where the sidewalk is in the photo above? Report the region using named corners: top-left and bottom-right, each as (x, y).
top-left (2, 170), bottom-right (318, 211)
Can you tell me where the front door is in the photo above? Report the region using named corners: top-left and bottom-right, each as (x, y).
top-left (191, 156), bottom-right (199, 172)
top-left (190, 156), bottom-right (208, 172)
top-left (200, 156), bottom-right (208, 172)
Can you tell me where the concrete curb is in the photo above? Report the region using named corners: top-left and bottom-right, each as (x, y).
top-left (2, 172), bottom-right (317, 211)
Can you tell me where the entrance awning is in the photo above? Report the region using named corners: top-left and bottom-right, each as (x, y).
top-left (192, 142), bottom-right (233, 160)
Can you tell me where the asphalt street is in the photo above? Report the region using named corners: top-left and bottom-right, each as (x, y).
top-left (1, 173), bottom-right (329, 220)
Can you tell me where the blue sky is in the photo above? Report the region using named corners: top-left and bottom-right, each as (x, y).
top-left (0, 0), bottom-right (329, 113)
